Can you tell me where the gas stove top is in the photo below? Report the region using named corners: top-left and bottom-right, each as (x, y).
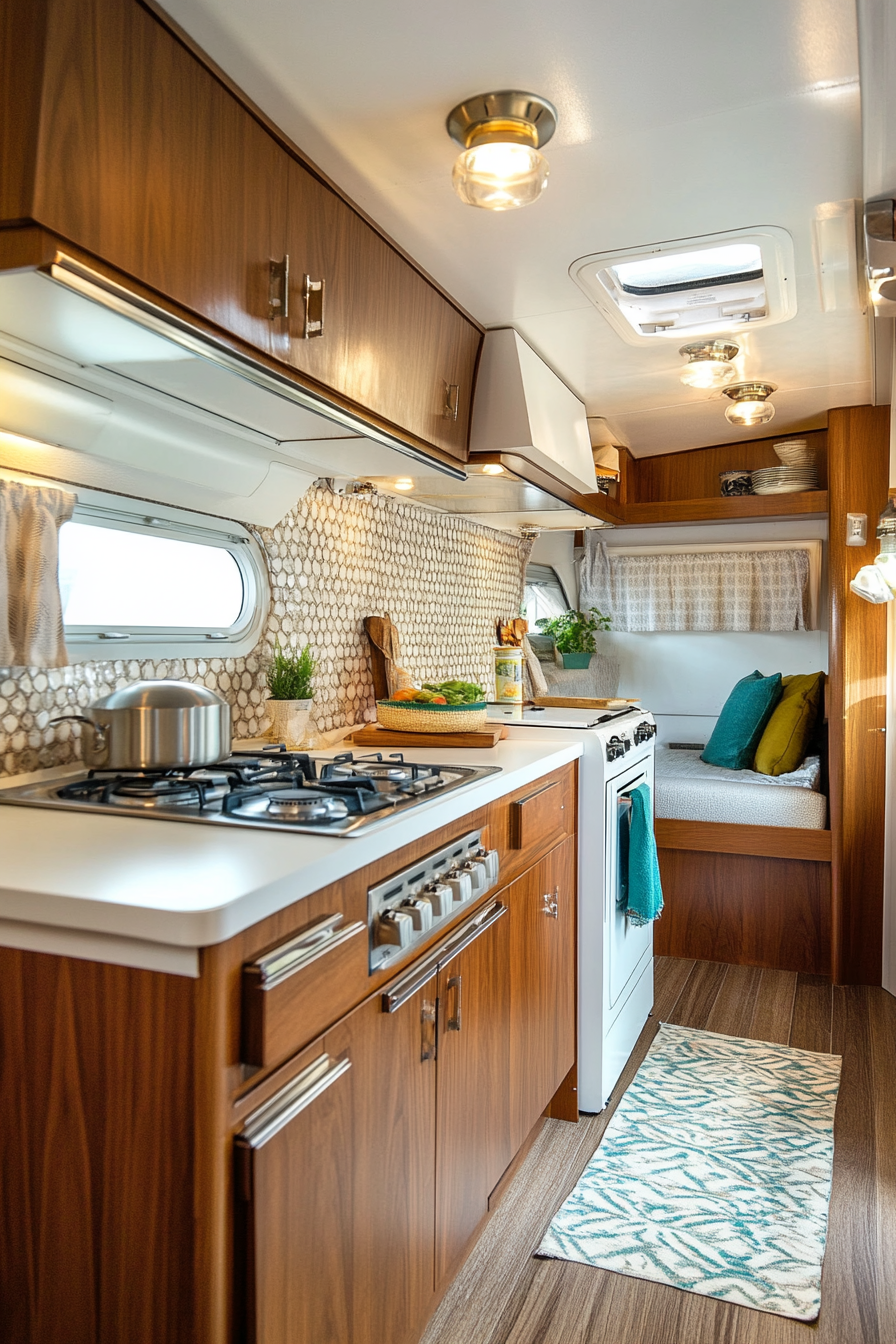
top-left (0, 748), bottom-right (502, 837)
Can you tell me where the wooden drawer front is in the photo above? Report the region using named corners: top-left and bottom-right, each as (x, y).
top-left (241, 910), bottom-right (367, 1069)
top-left (489, 764), bottom-right (575, 888)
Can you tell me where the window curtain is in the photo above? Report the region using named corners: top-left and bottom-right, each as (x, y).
top-left (0, 480), bottom-right (76, 667)
top-left (579, 535), bottom-right (811, 633)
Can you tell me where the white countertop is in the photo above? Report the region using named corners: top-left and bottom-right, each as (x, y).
top-left (0, 736), bottom-right (581, 975)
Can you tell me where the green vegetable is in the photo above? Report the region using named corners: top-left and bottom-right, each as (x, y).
top-left (535, 608), bottom-right (611, 654)
top-left (422, 680), bottom-right (484, 705)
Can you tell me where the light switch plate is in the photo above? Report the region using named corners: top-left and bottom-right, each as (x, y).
top-left (846, 513), bottom-right (867, 546)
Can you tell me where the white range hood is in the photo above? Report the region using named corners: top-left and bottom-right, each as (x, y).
top-left (468, 328), bottom-right (600, 501)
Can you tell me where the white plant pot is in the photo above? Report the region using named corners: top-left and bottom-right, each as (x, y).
top-left (265, 698), bottom-right (313, 748)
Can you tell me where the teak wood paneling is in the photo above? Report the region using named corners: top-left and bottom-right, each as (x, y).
top-left (654, 847), bottom-right (831, 975)
top-left (827, 405), bottom-right (889, 985)
top-left (487, 765), bottom-right (575, 889)
top-left (0, 947), bottom-right (195, 1344)
top-left (628, 428), bottom-right (828, 502)
top-left (655, 817), bottom-right (832, 862)
top-left (621, 489), bottom-right (829, 526)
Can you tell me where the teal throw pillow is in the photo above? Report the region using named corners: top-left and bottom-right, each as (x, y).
top-left (701, 670), bottom-right (784, 771)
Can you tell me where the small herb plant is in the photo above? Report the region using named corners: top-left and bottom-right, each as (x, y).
top-left (266, 642), bottom-right (316, 701)
top-left (535, 608), bottom-right (611, 654)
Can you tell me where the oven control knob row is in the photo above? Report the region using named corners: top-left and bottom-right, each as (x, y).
top-left (400, 896), bottom-right (433, 933)
top-left (606, 734), bottom-right (628, 761)
top-left (634, 722), bottom-right (657, 744)
top-left (376, 908), bottom-right (415, 949)
top-left (460, 858), bottom-right (489, 896)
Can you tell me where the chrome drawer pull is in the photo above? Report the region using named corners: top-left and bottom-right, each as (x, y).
top-left (268, 254), bottom-right (289, 320)
top-left (443, 381), bottom-right (459, 421)
top-left (382, 948), bottom-right (441, 1014)
top-left (542, 887), bottom-right (559, 919)
top-left (238, 1053), bottom-right (351, 1149)
top-left (303, 274), bottom-right (325, 338)
top-left (437, 899), bottom-right (507, 965)
top-left (250, 914), bottom-right (365, 989)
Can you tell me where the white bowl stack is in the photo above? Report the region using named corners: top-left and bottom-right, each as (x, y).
top-left (751, 440), bottom-right (819, 495)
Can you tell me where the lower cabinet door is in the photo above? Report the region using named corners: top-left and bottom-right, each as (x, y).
top-left (434, 900), bottom-right (511, 1283)
top-left (235, 974), bottom-right (437, 1344)
top-left (507, 836), bottom-right (576, 1152)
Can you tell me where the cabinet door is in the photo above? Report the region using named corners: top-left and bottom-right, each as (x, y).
top-left (507, 837), bottom-right (576, 1152)
top-left (283, 158), bottom-right (478, 461)
top-left (236, 977), bottom-right (436, 1344)
top-left (434, 900), bottom-right (511, 1282)
top-left (33, 0), bottom-right (287, 354)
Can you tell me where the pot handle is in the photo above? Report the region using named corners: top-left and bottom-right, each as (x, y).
top-left (49, 716), bottom-right (109, 765)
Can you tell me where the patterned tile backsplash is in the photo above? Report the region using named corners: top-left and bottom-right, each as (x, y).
top-left (0, 487), bottom-right (532, 777)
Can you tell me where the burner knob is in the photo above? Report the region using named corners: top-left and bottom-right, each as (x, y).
top-left (445, 867), bottom-right (473, 904)
top-left (462, 857), bottom-right (489, 895)
top-left (474, 846), bottom-right (500, 886)
top-left (423, 881), bottom-right (453, 918)
top-left (400, 897), bottom-right (433, 933)
top-left (376, 909), bottom-right (414, 949)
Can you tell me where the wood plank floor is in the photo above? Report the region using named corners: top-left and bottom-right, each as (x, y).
top-left (419, 957), bottom-right (896, 1344)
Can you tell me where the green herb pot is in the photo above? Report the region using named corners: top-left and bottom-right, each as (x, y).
top-left (561, 652), bottom-right (593, 669)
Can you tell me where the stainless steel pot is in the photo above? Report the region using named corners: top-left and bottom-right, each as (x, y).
top-left (50, 680), bottom-right (232, 770)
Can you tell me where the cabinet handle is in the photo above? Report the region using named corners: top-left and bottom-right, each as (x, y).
top-left (237, 1053), bottom-right (351, 1150)
top-left (542, 887), bottom-right (559, 919)
top-left (269, 255), bottom-right (289, 320)
top-left (446, 974), bottom-right (462, 1032)
top-left (443, 381), bottom-right (460, 421)
top-left (245, 914), bottom-right (365, 990)
top-left (421, 997), bottom-right (437, 1062)
top-left (437, 899), bottom-right (507, 965)
top-left (382, 948), bottom-right (441, 1014)
top-left (303, 274), bottom-right (326, 338)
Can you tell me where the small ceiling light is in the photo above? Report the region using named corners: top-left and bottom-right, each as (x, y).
top-left (679, 340), bottom-right (740, 389)
top-left (481, 463), bottom-right (505, 475)
top-left (446, 91), bottom-right (557, 211)
top-left (392, 477), bottom-right (415, 492)
top-left (723, 382), bottom-right (777, 427)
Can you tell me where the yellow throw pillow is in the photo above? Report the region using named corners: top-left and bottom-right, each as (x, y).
top-left (753, 672), bottom-right (825, 777)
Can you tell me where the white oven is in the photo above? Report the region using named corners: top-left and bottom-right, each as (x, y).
top-left (488, 703), bottom-right (657, 1112)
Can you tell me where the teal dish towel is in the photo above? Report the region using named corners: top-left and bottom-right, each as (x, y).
top-left (624, 783), bottom-right (664, 927)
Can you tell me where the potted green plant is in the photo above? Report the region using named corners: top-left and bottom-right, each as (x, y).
top-left (535, 607), bottom-right (611, 669)
top-left (265, 642), bottom-right (316, 746)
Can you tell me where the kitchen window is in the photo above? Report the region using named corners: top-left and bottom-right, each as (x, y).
top-left (58, 491), bottom-right (269, 658)
top-left (523, 563), bottom-right (570, 626)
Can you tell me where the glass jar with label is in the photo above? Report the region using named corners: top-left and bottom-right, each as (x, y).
top-left (493, 646), bottom-right (523, 703)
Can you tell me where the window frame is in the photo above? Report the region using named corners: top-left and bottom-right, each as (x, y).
top-left (57, 485), bottom-right (270, 660)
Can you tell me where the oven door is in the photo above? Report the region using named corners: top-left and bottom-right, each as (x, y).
top-left (606, 764), bottom-right (654, 1011)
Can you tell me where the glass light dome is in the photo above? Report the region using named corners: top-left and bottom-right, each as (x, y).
top-left (679, 341), bottom-right (740, 389)
top-left (723, 382), bottom-right (776, 427)
top-left (452, 141), bottom-right (548, 211)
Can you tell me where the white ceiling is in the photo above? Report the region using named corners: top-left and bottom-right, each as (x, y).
top-left (161, 0), bottom-right (872, 457)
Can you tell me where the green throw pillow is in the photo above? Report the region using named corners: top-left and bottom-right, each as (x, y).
top-left (701, 670), bottom-right (783, 771)
top-left (753, 672), bottom-right (824, 776)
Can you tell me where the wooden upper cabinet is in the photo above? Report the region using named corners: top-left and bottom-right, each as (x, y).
top-left (4, 0), bottom-right (480, 460)
top-left (281, 157), bottom-right (477, 460)
top-left (31, 0), bottom-right (288, 355)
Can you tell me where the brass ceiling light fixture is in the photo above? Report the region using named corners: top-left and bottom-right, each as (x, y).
top-left (679, 340), bottom-right (740, 389)
top-left (722, 381), bottom-right (777, 427)
top-left (446, 91), bottom-right (557, 211)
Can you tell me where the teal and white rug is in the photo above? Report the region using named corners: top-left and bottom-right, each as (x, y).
top-left (537, 1023), bottom-right (841, 1320)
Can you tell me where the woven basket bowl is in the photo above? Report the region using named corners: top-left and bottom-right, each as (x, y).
top-left (376, 700), bottom-right (488, 733)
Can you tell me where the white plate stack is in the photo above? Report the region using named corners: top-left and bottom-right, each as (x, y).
top-left (751, 440), bottom-right (819, 494)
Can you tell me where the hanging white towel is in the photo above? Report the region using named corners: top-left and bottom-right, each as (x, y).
top-left (0, 480), bottom-right (76, 668)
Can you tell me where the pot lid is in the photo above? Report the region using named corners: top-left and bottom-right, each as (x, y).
top-left (91, 680), bottom-right (229, 711)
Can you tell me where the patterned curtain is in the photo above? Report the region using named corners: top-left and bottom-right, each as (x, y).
top-left (0, 480), bottom-right (76, 667)
top-left (579, 537), bottom-right (810, 633)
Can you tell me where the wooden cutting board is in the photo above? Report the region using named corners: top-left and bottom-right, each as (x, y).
top-left (532, 696), bottom-right (640, 709)
top-left (349, 724), bottom-right (507, 749)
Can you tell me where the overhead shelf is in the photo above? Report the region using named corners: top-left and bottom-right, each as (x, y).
top-left (621, 490), bottom-right (828, 526)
